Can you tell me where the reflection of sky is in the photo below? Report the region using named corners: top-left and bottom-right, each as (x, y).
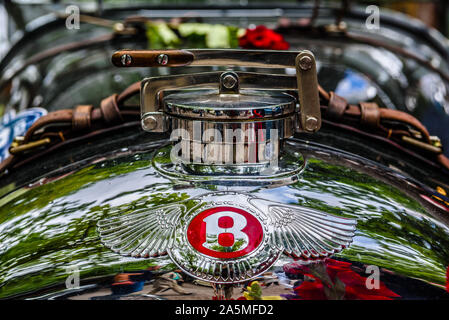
top-left (65, 168), bottom-right (165, 207)
top-left (256, 186), bottom-right (297, 204)
top-left (61, 165), bottom-right (207, 210)
top-left (351, 234), bottom-right (444, 279)
top-left (257, 179), bottom-right (428, 221)
top-left (335, 69), bottom-right (377, 102)
top-left (0, 4), bottom-right (8, 60)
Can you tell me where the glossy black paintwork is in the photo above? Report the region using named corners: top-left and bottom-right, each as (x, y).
top-left (1, 2), bottom-right (449, 300)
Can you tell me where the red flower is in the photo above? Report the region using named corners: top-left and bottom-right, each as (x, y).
top-left (285, 259), bottom-right (400, 300)
top-left (239, 25), bottom-right (290, 50)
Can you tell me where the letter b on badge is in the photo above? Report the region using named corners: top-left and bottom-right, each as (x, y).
top-left (187, 206), bottom-right (264, 259)
top-left (203, 212), bottom-right (249, 249)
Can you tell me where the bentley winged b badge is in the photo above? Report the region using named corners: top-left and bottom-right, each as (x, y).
top-left (98, 49), bottom-right (357, 284)
top-left (98, 192), bottom-right (356, 283)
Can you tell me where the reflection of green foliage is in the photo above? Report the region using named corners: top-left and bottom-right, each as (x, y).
top-left (232, 239), bottom-right (245, 252)
top-left (299, 158), bottom-right (424, 215)
top-left (0, 157), bottom-right (152, 224)
top-left (146, 22), bottom-right (242, 49)
top-left (210, 239), bottom-right (245, 252)
top-left (0, 154), bottom-right (189, 298)
top-left (178, 23), bottom-right (240, 49)
top-left (294, 158), bottom-right (449, 285)
top-left (337, 209), bottom-right (449, 284)
top-left (146, 22), bottom-right (181, 49)
top-left (211, 244), bottom-right (225, 252)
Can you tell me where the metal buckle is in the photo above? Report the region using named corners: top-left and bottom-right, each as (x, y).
top-left (9, 137), bottom-right (51, 155)
top-left (111, 49), bottom-right (321, 133)
top-left (401, 136), bottom-right (443, 154)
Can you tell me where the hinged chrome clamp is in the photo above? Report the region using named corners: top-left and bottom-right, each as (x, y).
top-left (111, 49), bottom-right (321, 134)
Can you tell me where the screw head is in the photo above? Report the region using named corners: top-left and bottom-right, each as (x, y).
top-left (299, 56), bottom-right (312, 71)
top-left (305, 116), bottom-right (318, 131)
top-left (222, 74), bottom-right (238, 89)
top-left (120, 54), bottom-right (132, 66)
top-left (113, 23), bottom-right (125, 33)
top-left (142, 115), bottom-right (157, 131)
top-left (157, 54), bottom-right (169, 65)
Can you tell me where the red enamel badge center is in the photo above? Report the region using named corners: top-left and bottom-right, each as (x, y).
top-left (187, 206), bottom-right (263, 259)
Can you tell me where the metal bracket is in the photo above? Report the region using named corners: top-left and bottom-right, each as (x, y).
top-left (296, 51), bottom-right (321, 132)
top-left (113, 49), bottom-right (321, 133)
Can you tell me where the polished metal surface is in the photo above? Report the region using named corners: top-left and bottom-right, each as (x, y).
top-left (1, 138), bottom-right (448, 299)
top-left (151, 72), bottom-right (299, 172)
top-left (164, 89), bottom-right (296, 120)
top-left (152, 143), bottom-right (305, 184)
top-left (164, 86), bottom-right (296, 170)
top-left (97, 192), bottom-right (356, 284)
top-left (98, 204), bottom-right (184, 258)
top-left (248, 197), bottom-right (357, 260)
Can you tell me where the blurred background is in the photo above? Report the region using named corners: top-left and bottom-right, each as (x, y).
top-left (352, 0), bottom-right (449, 36)
top-left (2, 1), bottom-right (449, 34)
top-left (2, 0), bottom-right (449, 155)
top-left (2, 1), bottom-right (449, 61)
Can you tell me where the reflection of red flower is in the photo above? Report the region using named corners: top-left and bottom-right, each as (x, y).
top-left (283, 259), bottom-right (400, 300)
top-left (239, 26), bottom-right (290, 50)
top-left (294, 280), bottom-right (327, 300)
top-left (212, 295), bottom-right (244, 300)
top-left (446, 266), bottom-right (449, 292)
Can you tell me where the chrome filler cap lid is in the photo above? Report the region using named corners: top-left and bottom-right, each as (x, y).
top-left (164, 89), bottom-right (296, 120)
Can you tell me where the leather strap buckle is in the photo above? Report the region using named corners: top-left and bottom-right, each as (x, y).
top-left (101, 94), bottom-right (124, 125)
top-left (327, 92), bottom-right (348, 120)
top-left (73, 105), bottom-right (93, 131)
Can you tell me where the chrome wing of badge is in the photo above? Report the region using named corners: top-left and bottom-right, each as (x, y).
top-left (249, 198), bottom-right (357, 260)
top-left (97, 192), bottom-right (357, 283)
top-left (97, 204), bottom-right (185, 258)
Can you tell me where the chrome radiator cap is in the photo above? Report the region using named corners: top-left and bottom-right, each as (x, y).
top-left (133, 50), bottom-right (322, 180)
top-left (162, 72), bottom-right (296, 173)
